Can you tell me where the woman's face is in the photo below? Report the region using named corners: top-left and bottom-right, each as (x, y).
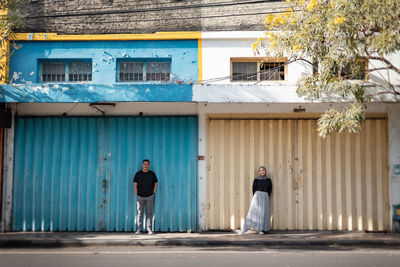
top-left (259, 168), bottom-right (266, 176)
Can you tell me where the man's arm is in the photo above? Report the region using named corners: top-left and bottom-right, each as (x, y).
top-left (153, 182), bottom-right (158, 194)
top-left (134, 182), bottom-right (138, 196)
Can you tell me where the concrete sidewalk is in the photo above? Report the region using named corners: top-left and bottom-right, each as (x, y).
top-left (1, 231), bottom-right (400, 249)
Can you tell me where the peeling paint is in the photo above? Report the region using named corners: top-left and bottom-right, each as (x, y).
top-left (52, 84), bottom-right (59, 89)
top-left (12, 72), bottom-right (20, 81)
top-left (0, 84), bottom-right (193, 102)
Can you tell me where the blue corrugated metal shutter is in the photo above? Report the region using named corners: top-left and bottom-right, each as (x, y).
top-left (12, 116), bottom-right (198, 232)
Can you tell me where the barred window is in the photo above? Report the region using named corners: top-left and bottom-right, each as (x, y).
top-left (118, 60), bottom-right (171, 82)
top-left (69, 62), bottom-right (92, 82)
top-left (232, 62), bottom-right (257, 81)
top-left (42, 62), bottom-right (65, 82)
top-left (260, 61), bottom-right (285, 81)
top-left (314, 59), bottom-right (368, 80)
top-left (231, 59), bottom-right (286, 82)
top-left (146, 62), bottom-right (171, 81)
top-left (40, 60), bottom-right (92, 82)
top-left (119, 62), bottom-right (143, 82)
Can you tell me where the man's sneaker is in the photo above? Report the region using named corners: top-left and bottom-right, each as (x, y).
top-left (148, 230), bottom-right (154, 235)
top-left (135, 230), bottom-right (142, 235)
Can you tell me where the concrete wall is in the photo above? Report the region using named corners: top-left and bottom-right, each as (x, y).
top-left (1, 40), bottom-right (199, 102)
top-left (201, 31), bottom-right (400, 87)
top-left (9, 40), bottom-right (198, 84)
top-left (21, 1), bottom-right (286, 34)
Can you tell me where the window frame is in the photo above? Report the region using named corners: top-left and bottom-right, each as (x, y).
top-left (116, 58), bottom-right (172, 83)
top-left (38, 59), bottom-right (93, 83)
top-left (338, 58), bottom-right (369, 81)
top-left (313, 58), bottom-right (369, 81)
top-left (230, 57), bottom-right (288, 82)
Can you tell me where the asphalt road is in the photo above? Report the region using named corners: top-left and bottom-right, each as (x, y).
top-left (0, 247), bottom-right (399, 267)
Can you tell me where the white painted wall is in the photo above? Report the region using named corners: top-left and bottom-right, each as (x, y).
top-left (201, 31), bottom-right (400, 94)
top-left (201, 32), bottom-right (309, 86)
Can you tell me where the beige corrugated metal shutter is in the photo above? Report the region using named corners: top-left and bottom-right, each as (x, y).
top-left (206, 118), bottom-right (390, 231)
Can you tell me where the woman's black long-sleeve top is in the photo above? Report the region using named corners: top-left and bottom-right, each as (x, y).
top-left (252, 178), bottom-right (272, 196)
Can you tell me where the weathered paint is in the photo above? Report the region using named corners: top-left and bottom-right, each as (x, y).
top-left (0, 128), bottom-right (3, 231)
top-left (0, 84), bottom-right (193, 103)
top-left (0, 39), bottom-right (10, 84)
top-left (192, 85), bottom-right (400, 103)
top-left (198, 39), bottom-right (203, 84)
top-left (389, 104), bottom-right (400, 231)
top-left (9, 40), bottom-right (198, 84)
top-left (200, 31), bottom-right (400, 87)
top-left (206, 118), bottom-right (390, 231)
top-left (1, 105), bottom-right (14, 232)
top-left (12, 116), bottom-right (198, 232)
top-left (12, 32), bottom-right (201, 41)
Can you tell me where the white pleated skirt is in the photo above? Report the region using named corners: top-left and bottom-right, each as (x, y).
top-left (243, 191), bottom-right (270, 232)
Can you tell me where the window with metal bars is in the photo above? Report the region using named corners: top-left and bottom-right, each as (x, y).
top-left (40, 60), bottom-right (92, 82)
top-left (231, 59), bottom-right (286, 82)
top-left (118, 60), bottom-right (171, 82)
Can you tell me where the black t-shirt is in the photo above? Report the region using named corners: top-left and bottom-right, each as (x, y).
top-left (252, 178), bottom-right (272, 196)
top-left (133, 170), bottom-right (158, 197)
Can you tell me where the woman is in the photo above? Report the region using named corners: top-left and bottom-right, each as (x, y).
top-left (239, 166), bottom-right (272, 235)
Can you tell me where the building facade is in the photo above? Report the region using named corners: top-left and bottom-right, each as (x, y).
top-left (1, 1), bottom-right (400, 232)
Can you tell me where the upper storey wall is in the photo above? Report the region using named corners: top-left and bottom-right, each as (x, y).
top-left (20, 0), bottom-right (285, 34)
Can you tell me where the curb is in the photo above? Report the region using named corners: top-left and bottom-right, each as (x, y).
top-left (1, 239), bottom-right (400, 249)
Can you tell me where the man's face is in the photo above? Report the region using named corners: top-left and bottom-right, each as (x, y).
top-left (142, 161), bottom-right (150, 172)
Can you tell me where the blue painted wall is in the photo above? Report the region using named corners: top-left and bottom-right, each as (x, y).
top-left (0, 84), bottom-right (193, 102)
top-left (2, 40), bottom-right (198, 102)
top-left (13, 116), bottom-right (198, 232)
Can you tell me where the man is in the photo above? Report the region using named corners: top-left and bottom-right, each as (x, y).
top-left (133, 159), bottom-right (158, 235)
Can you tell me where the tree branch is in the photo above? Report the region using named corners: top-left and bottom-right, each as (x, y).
top-left (367, 67), bottom-right (392, 73)
top-left (367, 56), bottom-right (400, 75)
top-left (365, 91), bottom-right (400, 98)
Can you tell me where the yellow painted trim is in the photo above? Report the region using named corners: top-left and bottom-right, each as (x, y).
top-left (12, 32), bottom-right (201, 41)
top-left (0, 39), bottom-right (10, 84)
top-left (198, 39), bottom-right (203, 84)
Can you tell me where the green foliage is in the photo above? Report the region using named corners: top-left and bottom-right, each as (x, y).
top-left (0, 0), bottom-right (27, 36)
top-left (259, 0), bottom-right (400, 137)
top-left (1, 0), bottom-right (27, 82)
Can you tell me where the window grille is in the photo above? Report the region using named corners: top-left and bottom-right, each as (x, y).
top-left (118, 61), bottom-right (171, 82)
top-left (260, 61), bottom-right (285, 81)
top-left (146, 62), bottom-right (171, 81)
top-left (42, 62), bottom-right (66, 82)
top-left (338, 61), bottom-right (367, 80)
top-left (231, 59), bottom-right (286, 82)
top-left (69, 62), bottom-right (92, 82)
top-left (119, 62), bottom-right (143, 82)
top-left (232, 62), bottom-right (257, 81)
top-left (40, 60), bottom-right (92, 82)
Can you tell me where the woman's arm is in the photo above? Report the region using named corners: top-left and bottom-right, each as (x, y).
top-left (267, 179), bottom-right (272, 196)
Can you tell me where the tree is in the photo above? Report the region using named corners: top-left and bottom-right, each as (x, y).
top-left (255, 0), bottom-right (400, 137)
top-left (0, 0), bottom-right (27, 83)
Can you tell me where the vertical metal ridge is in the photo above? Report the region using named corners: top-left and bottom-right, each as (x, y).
top-left (206, 118), bottom-right (389, 231)
top-left (13, 116), bottom-right (198, 232)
